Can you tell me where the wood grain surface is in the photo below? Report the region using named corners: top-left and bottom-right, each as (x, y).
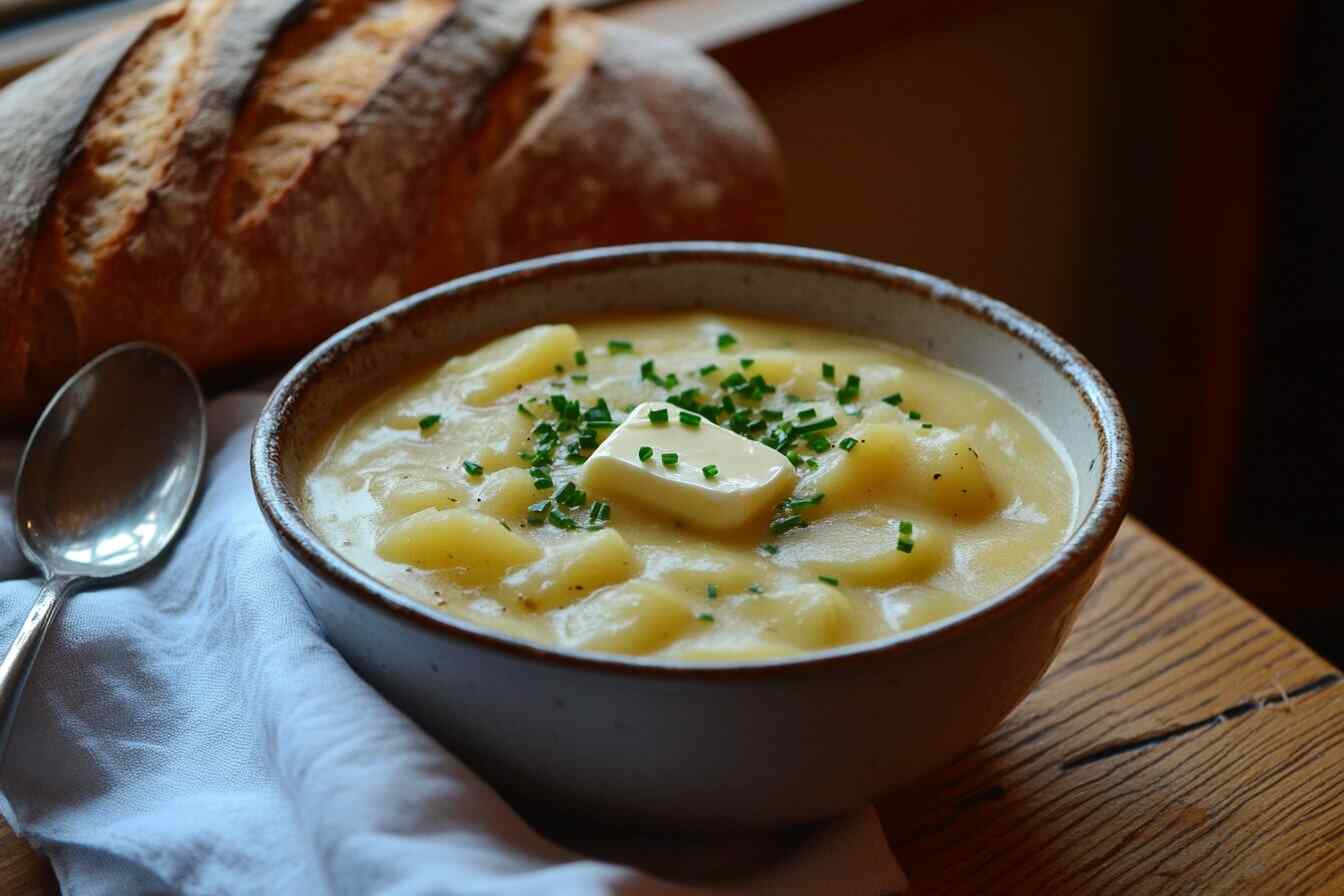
top-left (2, 518), bottom-right (1340, 894)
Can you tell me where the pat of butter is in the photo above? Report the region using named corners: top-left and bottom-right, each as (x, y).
top-left (579, 401), bottom-right (797, 531)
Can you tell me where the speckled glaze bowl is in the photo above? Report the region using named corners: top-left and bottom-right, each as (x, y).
top-left (251, 243), bottom-right (1131, 832)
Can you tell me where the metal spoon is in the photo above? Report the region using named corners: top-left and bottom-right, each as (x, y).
top-left (1, 343), bottom-right (206, 761)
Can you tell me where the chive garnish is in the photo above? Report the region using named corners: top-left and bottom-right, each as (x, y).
top-left (702, 464), bottom-right (719, 479)
top-left (589, 501), bottom-right (611, 523)
top-left (769, 515), bottom-right (808, 535)
top-left (787, 450), bottom-right (803, 467)
top-left (549, 509), bottom-right (578, 530)
top-left (463, 460), bottom-right (483, 476)
top-left (762, 409), bottom-right (784, 421)
top-left (649, 408), bottom-right (669, 424)
top-left (836, 374), bottom-right (861, 405)
top-left (717, 332), bottom-right (737, 349)
top-left (571, 374), bottom-right (588, 383)
top-left (699, 364), bottom-right (719, 376)
top-left (797, 408), bottom-right (817, 421)
top-left (575, 350), bottom-right (588, 367)
top-left (882, 393), bottom-right (904, 406)
top-left (529, 470), bottom-right (553, 490)
top-left (698, 613), bottom-right (715, 623)
top-left (899, 520), bottom-right (914, 535)
top-left (897, 538), bottom-right (915, 554)
top-left (763, 544), bottom-right (780, 555)
top-left (720, 372), bottom-right (747, 391)
top-left (527, 500), bottom-right (552, 525)
top-left (707, 584), bottom-right (718, 599)
top-left (807, 435), bottom-right (830, 452)
top-left (661, 452), bottom-right (678, 467)
top-left (922, 422), bottom-right (934, 429)
top-left (679, 411), bottom-right (700, 427)
top-left (517, 404), bottom-right (534, 418)
top-left (819, 575), bottom-right (840, 586)
top-left (740, 358), bottom-right (755, 369)
top-left (822, 362), bottom-right (835, 381)
top-left (839, 437), bottom-right (858, 452)
top-left (792, 417), bottom-right (837, 435)
top-left (786, 494), bottom-right (825, 510)
top-left (747, 584), bottom-right (764, 594)
top-left (418, 414), bottom-right (441, 431)
top-left (608, 340), bottom-right (633, 354)
top-left (639, 446), bottom-right (653, 462)
top-left (908, 411), bottom-right (923, 421)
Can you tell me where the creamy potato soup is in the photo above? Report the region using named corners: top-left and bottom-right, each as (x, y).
top-left (302, 314), bottom-right (1075, 661)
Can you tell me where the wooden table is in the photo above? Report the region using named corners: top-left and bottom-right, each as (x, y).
top-left (3, 519), bottom-right (1342, 894)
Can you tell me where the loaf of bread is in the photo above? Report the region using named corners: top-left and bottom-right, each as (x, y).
top-left (0, 0), bottom-right (784, 421)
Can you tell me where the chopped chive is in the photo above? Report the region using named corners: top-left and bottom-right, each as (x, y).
top-left (897, 537), bottom-right (915, 554)
top-left (527, 500), bottom-right (552, 525)
top-left (740, 358), bottom-right (755, 369)
top-left (836, 374), bottom-right (861, 404)
top-left (899, 520), bottom-right (914, 535)
top-left (720, 372), bottom-right (747, 391)
top-left (707, 584), bottom-right (718, 599)
top-left (699, 363), bottom-right (719, 376)
top-left (822, 362), bottom-right (835, 381)
top-left (785, 393), bottom-right (804, 403)
top-left (787, 450), bottom-right (803, 467)
top-left (640, 359), bottom-right (659, 382)
top-left (639, 445), bottom-right (653, 462)
top-left (839, 437), bottom-right (858, 452)
top-left (922, 422), bottom-right (934, 429)
top-left (717, 332), bottom-right (737, 349)
top-left (698, 613), bottom-right (715, 623)
top-left (805, 458), bottom-right (819, 469)
top-left (463, 460), bottom-right (483, 476)
top-left (550, 394), bottom-right (568, 414)
top-left (589, 501), bottom-right (611, 523)
top-left (571, 374), bottom-right (588, 383)
top-left (818, 575), bottom-right (840, 586)
top-left (769, 515), bottom-right (808, 535)
top-left (882, 393), bottom-right (904, 406)
top-left (608, 340), bottom-right (633, 354)
top-left (648, 408), bottom-right (669, 424)
top-left (661, 452), bottom-right (678, 467)
top-left (807, 435), bottom-right (831, 452)
top-left (747, 584), bottom-right (764, 594)
top-left (793, 417), bottom-right (838, 435)
top-left (702, 464), bottom-right (719, 479)
top-left (786, 494), bottom-right (825, 510)
top-left (763, 544), bottom-right (780, 555)
top-left (517, 404), bottom-right (534, 418)
top-left (665, 372), bottom-right (679, 389)
top-left (762, 409), bottom-right (784, 421)
top-left (500, 521), bottom-right (512, 531)
top-left (418, 414), bottom-right (441, 431)
top-left (798, 408), bottom-right (817, 421)
top-left (555, 482), bottom-right (578, 505)
top-left (529, 470), bottom-right (554, 490)
top-left (908, 411), bottom-right (923, 421)
top-left (575, 350), bottom-right (588, 367)
top-left (679, 411), bottom-right (701, 427)
top-left (549, 509), bottom-right (577, 530)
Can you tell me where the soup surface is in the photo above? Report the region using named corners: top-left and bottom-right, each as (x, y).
top-left (302, 314), bottom-right (1075, 661)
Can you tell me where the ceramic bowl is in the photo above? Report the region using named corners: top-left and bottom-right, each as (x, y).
top-left (251, 243), bottom-right (1131, 831)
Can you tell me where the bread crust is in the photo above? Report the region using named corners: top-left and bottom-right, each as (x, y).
top-left (0, 1), bottom-right (784, 422)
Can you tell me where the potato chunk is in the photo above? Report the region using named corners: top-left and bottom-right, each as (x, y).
top-left (370, 469), bottom-right (467, 518)
top-left (444, 325), bottom-right (581, 405)
top-left (774, 514), bottom-right (947, 586)
top-left (376, 509), bottom-right (541, 584)
top-left (739, 583), bottom-right (855, 649)
top-left (472, 467), bottom-right (538, 521)
top-left (640, 545), bottom-right (773, 595)
top-left (557, 581), bottom-right (693, 655)
top-left (501, 528), bottom-right (637, 611)
top-left (817, 422), bottom-right (999, 520)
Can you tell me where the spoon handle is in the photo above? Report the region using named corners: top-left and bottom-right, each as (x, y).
top-left (0, 573), bottom-right (86, 763)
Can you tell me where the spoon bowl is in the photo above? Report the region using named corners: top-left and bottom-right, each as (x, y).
top-left (1, 343), bottom-right (205, 760)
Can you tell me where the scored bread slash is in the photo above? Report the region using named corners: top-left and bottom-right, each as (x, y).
top-left (578, 401), bottom-right (797, 532)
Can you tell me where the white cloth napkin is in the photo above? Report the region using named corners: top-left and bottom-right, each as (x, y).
top-left (0, 389), bottom-right (907, 896)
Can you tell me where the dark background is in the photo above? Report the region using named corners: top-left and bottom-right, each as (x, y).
top-left (704, 0), bottom-right (1343, 662)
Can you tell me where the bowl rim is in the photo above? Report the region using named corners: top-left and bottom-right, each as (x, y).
top-left (251, 241), bottom-right (1132, 678)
